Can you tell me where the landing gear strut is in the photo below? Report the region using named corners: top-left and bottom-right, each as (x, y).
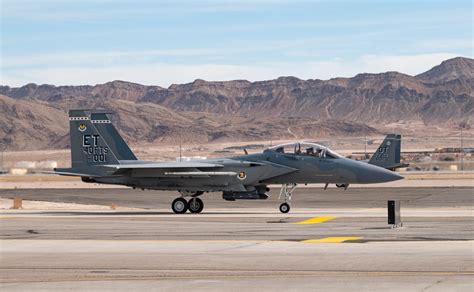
top-left (172, 192), bottom-right (204, 214)
top-left (278, 183), bottom-right (297, 213)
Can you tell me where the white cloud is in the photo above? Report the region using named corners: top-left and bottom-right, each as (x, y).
top-left (0, 53), bottom-right (466, 87)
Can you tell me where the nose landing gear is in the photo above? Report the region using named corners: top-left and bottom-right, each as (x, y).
top-left (278, 183), bottom-right (297, 213)
top-left (336, 183), bottom-right (349, 190)
top-left (279, 202), bottom-right (290, 213)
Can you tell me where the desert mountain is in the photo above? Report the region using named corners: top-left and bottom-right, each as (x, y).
top-left (416, 57), bottom-right (474, 83)
top-left (0, 57), bottom-right (472, 151)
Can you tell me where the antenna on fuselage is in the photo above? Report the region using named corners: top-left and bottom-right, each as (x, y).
top-left (364, 136), bottom-right (367, 159)
top-left (179, 139), bottom-right (182, 162)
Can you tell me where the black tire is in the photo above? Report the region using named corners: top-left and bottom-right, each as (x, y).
top-left (279, 202), bottom-right (290, 213)
top-left (172, 198), bottom-right (188, 214)
top-left (188, 197), bottom-right (204, 214)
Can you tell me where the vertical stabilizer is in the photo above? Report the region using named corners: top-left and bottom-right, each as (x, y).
top-left (69, 110), bottom-right (119, 167)
top-left (90, 112), bottom-right (137, 161)
top-left (368, 134), bottom-right (407, 170)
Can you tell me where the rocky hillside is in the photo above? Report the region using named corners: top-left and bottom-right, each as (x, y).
top-left (416, 57), bottom-right (474, 83)
top-left (0, 57), bottom-right (472, 151)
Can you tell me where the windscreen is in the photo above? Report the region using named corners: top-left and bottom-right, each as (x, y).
top-left (268, 142), bottom-right (342, 158)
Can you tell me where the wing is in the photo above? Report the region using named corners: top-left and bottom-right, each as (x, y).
top-left (54, 161), bottom-right (225, 177)
top-left (163, 171), bottom-right (237, 178)
top-left (102, 161), bottom-right (236, 178)
top-left (104, 161), bottom-right (224, 169)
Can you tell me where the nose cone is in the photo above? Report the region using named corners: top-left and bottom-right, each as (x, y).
top-left (358, 163), bottom-right (404, 183)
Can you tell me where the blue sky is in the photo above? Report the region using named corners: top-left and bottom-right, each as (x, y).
top-left (1, 0), bottom-right (472, 86)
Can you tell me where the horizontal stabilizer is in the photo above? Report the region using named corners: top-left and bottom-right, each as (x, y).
top-left (52, 170), bottom-right (101, 177)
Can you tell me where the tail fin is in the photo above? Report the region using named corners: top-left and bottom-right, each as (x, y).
top-left (90, 112), bottom-right (137, 161)
top-left (69, 110), bottom-right (135, 168)
top-left (368, 134), bottom-right (408, 170)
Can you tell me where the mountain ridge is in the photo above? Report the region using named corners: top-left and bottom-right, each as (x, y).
top-left (0, 57), bottom-right (472, 151)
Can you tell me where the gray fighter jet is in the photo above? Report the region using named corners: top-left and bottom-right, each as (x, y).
top-left (55, 110), bottom-right (404, 214)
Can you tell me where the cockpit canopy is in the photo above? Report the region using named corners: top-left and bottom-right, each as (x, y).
top-left (267, 142), bottom-right (342, 158)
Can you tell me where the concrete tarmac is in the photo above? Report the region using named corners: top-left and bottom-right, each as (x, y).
top-left (0, 186), bottom-right (472, 209)
top-left (0, 187), bottom-right (473, 291)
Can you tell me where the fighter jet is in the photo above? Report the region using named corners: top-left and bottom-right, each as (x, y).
top-left (55, 110), bottom-right (403, 214)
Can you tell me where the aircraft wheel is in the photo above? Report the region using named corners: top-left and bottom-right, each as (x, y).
top-left (188, 197), bottom-right (204, 214)
top-left (279, 202), bottom-right (290, 213)
top-left (172, 198), bottom-right (188, 214)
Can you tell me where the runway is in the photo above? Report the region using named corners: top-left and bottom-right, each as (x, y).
top-left (0, 187), bottom-right (473, 291)
top-left (0, 186), bottom-right (472, 209)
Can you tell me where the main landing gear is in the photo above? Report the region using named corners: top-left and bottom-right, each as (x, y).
top-left (171, 198), bottom-right (188, 214)
top-left (278, 183), bottom-right (297, 213)
top-left (188, 197), bottom-right (204, 213)
top-left (171, 192), bottom-right (204, 214)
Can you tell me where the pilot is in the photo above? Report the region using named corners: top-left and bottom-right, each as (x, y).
top-left (295, 145), bottom-right (301, 154)
top-left (275, 147), bottom-right (284, 153)
top-left (306, 147), bottom-right (314, 155)
top-left (315, 148), bottom-right (323, 157)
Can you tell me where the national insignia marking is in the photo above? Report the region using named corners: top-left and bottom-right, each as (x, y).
top-left (386, 141), bottom-right (392, 146)
top-left (78, 123), bottom-right (87, 132)
top-left (238, 171), bottom-right (246, 180)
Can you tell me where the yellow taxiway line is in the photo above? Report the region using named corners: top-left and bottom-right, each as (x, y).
top-left (294, 216), bottom-right (336, 224)
top-left (302, 237), bottom-right (362, 243)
